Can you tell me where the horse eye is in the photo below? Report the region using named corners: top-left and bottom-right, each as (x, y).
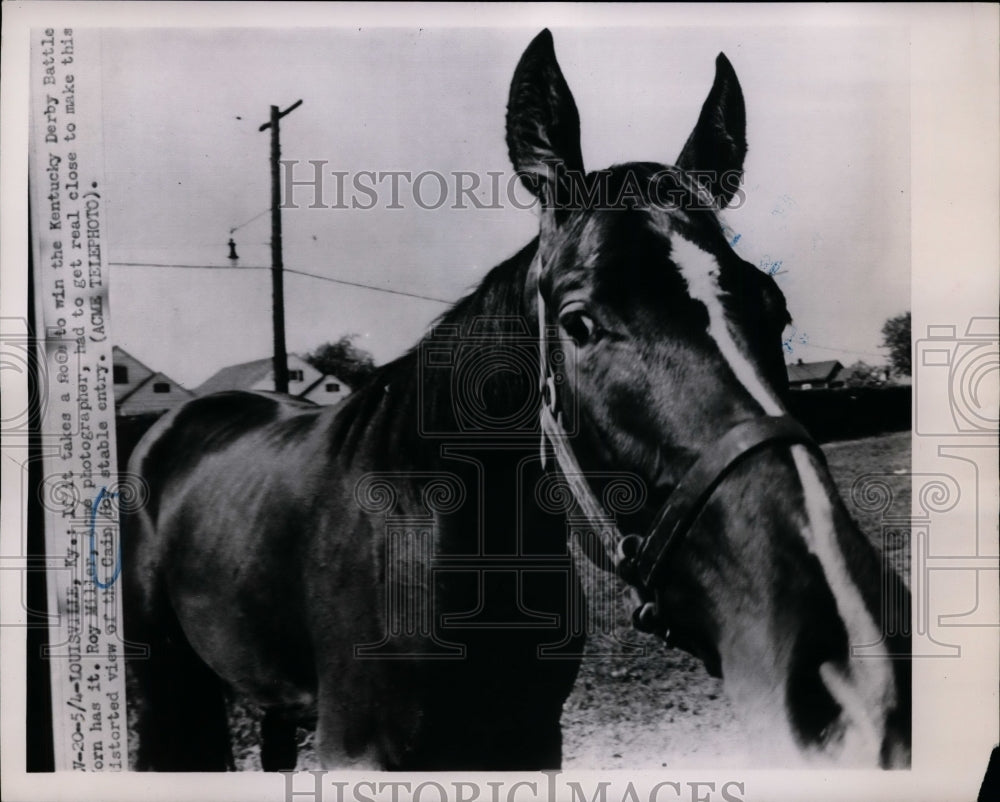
top-left (559, 308), bottom-right (599, 346)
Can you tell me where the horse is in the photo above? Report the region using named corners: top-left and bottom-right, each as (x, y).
top-left (123, 29), bottom-right (911, 771)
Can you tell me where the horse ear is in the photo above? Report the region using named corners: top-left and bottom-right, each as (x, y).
top-left (506, 29), bottom-right (585, 206)
top-left (676, 53), bottom-right (747, 207)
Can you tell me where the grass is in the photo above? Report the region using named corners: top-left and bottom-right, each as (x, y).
top-left (821, 430), bottom-right (911, 579)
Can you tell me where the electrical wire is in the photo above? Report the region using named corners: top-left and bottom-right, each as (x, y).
top-left (108, 260), bottom-right (453, 304)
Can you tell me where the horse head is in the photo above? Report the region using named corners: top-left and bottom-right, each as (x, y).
top-left (507, 29), bottom-right (910, 767)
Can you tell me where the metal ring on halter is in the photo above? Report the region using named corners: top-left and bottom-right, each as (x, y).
top-left (632, 601), bottom-right (665, 636)
top-left (615, 533), bottom-right (644, 585)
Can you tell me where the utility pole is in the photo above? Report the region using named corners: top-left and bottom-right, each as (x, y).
top-left (259, 99), bottom-right (303, 394)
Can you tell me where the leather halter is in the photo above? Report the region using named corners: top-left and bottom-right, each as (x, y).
top-left (533, 259), bottom-right (825, 636)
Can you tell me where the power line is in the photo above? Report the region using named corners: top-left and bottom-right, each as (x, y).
top-left (106, 261), bottom-right (891, 353)
top-left (229, 207), bottom-right (271, 235)
top-left (111, 261), bottom-right (242, 270)
top-left (108, 260), bottom-right (454, 304)
top-left (283, 267), bottom-right (453, 304)
top-left (802, 342), bottom-right (887, 359)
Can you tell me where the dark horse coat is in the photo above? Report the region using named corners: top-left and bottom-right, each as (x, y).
top-left (124, 29), bottom-right (911, 771)
top-left (126, 238), bottom-right (585, 770)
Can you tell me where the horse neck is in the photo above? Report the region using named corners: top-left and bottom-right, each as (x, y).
top-left (331, 238), bottom-right (558, 558)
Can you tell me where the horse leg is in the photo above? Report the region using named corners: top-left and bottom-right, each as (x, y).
top-left (260, 710), bottom-right (298, 771)
top-left (515, 705), bottom-right (564, 769)
top-left (470, 703), bottom-right (565, 770)
top-left (128, 608), bottom-right (234, 771)
top-left (314, 677), bottom-right (381, 770)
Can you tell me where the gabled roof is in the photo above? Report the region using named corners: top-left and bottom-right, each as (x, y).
top-left (112, 346), bottom-right (192, 405)
top-left (301, 375), bottom-right (326, 397)
top-left (195, 357), bottom-right (276, 396)
top-left (301, 374), bottom-right (351, 397)
top-left (786, 359), bottom-right (843, 384)
top-left (196, 355), bottom-right (354, 398)
top-left (118, 371), bottom-right (195, 406)
top-left (112, 345), bottom-right (156, 377)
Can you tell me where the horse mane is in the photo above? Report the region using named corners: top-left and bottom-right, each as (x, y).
top-left (430, 237), bottom-right (539, 336)
top-left (328, 238), bottom-right (540, 467)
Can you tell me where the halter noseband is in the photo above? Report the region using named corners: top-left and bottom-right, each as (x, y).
top-left (533, 258), bottom-right (825, 637)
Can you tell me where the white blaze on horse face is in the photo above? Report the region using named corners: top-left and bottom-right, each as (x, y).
top-left (671, 234), bottom-right (895, 764)
top-left (669, 236), bottom-right (785, 416)
top-left (792, 448), bottom-right (895, 764)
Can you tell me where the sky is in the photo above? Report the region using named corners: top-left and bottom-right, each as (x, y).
top-left (99, 23), bottom-right (911, 389)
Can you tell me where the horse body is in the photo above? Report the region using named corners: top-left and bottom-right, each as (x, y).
top-left (126, 243), bottom-right (584, 770)
top-left (125, 30), bottom-right (910, 771)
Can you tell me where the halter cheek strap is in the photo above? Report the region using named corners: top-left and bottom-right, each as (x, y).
top-left (533, 259), bottom-right (825, 634)
top-left (535, 259), bottom-right (626, 569)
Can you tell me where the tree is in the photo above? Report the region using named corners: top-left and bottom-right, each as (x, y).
top-left (841, 360), bottom-right (889, 388)
top-left (881, 312), bottom-right (911, 377)
top-left (304, 334), bottom-right (376, 389)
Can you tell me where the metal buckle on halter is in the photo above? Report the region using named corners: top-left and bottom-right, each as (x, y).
top-left (617, 534), bottom-right (669, 637)
top-left (615, 533), bottom-right (644, 585)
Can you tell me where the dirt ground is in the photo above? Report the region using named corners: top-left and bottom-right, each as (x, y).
top-left (131, 431), bottom-right (911, 771)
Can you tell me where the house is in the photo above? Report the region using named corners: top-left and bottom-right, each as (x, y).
top-left (112, 346), bottom-right (195, 416)
top-left (301, 375), bottom-right (352, 405)
top-left (786, 359), bottom-right (844, 390)
top-left (195, 354), bottom-right (352, 406)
